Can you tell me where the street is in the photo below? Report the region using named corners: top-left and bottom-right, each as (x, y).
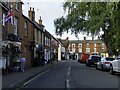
top-left (19, 60), bottom-right (119, 89)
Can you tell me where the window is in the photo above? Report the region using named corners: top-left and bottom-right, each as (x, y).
top-left (79, 48), bottom-right (82, 53)
top-left (45, 36), bottom-right (46, 45)
top-left (47, 38), bottom-right (48, 46)
top-left (45, 49), bottom-right (47, 60)
top-left (36, 30), bottom-right (39, 42)
top-left (15, 2), bottom-right (19, 10)
top-left (87, 43), bottom-right (89, 47)
top-left (102, 43), bottom-right (104, 47)
top-left (49, 39), bottom-right (50, 46)
top-left (14, 17), bottom-right (18, 35)
top-left (72, 44), bottom-right (75, 47)
top-left (79, 43), bottom-right (82, 47)
top-left (69, 44), bottom-right (71, 47)
top-left (25, 21), bottom-right (28, 36)
top-left (94, 48), bottom-right (96, 52)
top-left (2, 14), bottom-right (5, 26)
top-left (72, 48), bottom-right (75, 53)
top-left (102, 48), bottom-right (104, 52)
top-left (94, 43), bottom-right (96, 47)
top-left (86, 48), bottom-right (90, 53)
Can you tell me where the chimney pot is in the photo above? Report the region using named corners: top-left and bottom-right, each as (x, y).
top-left (39, 16), bottom-right (42, 25)
top-left (28, 7), bottom-right (35, 21)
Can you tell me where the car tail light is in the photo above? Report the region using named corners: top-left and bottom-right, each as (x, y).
top-left (105, 62), bottom-right (110, 64)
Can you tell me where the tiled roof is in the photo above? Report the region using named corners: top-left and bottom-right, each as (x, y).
top-left (69, 40), bottom-right (103, 43)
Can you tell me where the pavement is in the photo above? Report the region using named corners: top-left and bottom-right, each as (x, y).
top-left (2, 61), bottom-right (59, 89)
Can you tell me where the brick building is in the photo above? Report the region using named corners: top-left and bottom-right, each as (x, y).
top-left (21, 14), bottom-right (34, 67)
top-left (2, 1), bottom-right (24, 70)
top-left (44, 30), bottom-right (51, 63)
top-left (59, 37), bottom-right (69, 60)
top-left (68, 37), bottom-right (107, 60)
top-left (1, 1), bottom-right (63, 71)
top-left (51, 36), bottom-right (59, 61)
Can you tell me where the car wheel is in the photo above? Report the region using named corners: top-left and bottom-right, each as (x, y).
top-left (109, 65), bottom-right (114, 75)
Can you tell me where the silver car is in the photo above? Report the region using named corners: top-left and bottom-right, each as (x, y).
top-left (110, 58), bottom-right (120, 75)
top-left (96, 57), bottom-right (115, 71)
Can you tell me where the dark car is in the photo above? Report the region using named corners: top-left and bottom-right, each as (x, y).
top-left (86, 55), bottom-right (101, 67)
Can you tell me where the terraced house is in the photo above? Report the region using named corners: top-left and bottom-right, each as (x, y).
top-left (68, 37), bottom-right (107, 60)
top-left (2, 1), bottom-right (24, 71)
top-left (1, 1), bottom-right (63, 73)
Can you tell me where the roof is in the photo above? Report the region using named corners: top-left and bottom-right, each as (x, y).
top-left (33, 21), bottom-right (45, 32)
top-left (22, 14), bottom-right (45, 32)
top-left (22, 14), bottom-right (34, 24)
top-left (45, 30), bottom-right (51, 37)
top-left (69, 40), bottom-right (103, 44)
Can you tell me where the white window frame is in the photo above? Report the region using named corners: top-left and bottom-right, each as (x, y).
top-left (79, 48), bottom-right (82, 53)
top-left (79, 43), bottom-right (82, 47)
top-left (72, 48), bottom-right (75, 53)
top-left (87, 43), bottom-right (89, 47)
top-left (2, 14), bottom-right (5, 26)
top-left (94, 43), bottom-right (96, 47)
top-left (24, 21), bottom-right (28, 36)
top-left (72, 44), bottom-right (75, 47)
top-left (102, 43), bottom-right (104, 48)
top-left (86, 48), bottom-right (90, 53)
top-left (102, 48), bottom-right (104, 52)
top-left (94, 48), bottom-right (97, 52)
top-left (14, 17), bottom-right (18, 35)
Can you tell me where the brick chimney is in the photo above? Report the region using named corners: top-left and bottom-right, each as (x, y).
top-left (84, 37), bottom-right (86, 40)
top-left (28, 7), bottom-right (35, 21)
top-left (38, 16), bottom-right (42, 25)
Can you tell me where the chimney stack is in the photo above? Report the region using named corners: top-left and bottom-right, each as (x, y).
top-left (28, 7), bottom-right (35, 21)
top-left (39, 16), bottom-right (42, 25)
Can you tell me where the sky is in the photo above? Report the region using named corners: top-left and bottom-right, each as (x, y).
top-left (22, 0), bottom-right (94, 40)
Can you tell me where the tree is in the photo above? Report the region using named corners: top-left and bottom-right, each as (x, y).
top-left (54, 2), bottom-right (120, 55)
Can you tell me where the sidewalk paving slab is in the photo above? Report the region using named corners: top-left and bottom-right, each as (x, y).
top-left (2, 61), bottom-right (59, 89)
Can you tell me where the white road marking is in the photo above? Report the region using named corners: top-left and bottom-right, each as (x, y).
top-left (66, 79), bottom-right (70, 88)
top-left (68, 71), bottom-right (70, 76)
top-left (66, 62), bottom-right (71, 89)
top-left (22, 69), bottom-right (50, 87)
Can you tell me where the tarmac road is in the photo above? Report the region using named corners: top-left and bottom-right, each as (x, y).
top-left (20, 60), bottom-right (119, 89)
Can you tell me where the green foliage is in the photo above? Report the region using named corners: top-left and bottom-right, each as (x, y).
top-left (54, 2), bottom-right (120, 55)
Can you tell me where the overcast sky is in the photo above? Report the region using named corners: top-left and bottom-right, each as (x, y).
top-left (22, 0), bottom-right (94, 40)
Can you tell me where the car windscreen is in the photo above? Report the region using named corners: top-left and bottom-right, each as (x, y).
top-left (106, 58), bottom-right (115, 61)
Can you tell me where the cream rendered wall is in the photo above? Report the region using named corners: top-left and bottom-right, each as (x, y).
top-left (58, 44), bottom-right (62, 61)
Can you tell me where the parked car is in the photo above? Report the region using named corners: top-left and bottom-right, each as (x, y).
top-left (86, 55), bottom-right (101, 67)
top-left (78, 53), bottom-right (90, 63)
top-left (96, 57), bottom-right (115, 71)
top-left (109, 58), bottom-right (120, 75)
